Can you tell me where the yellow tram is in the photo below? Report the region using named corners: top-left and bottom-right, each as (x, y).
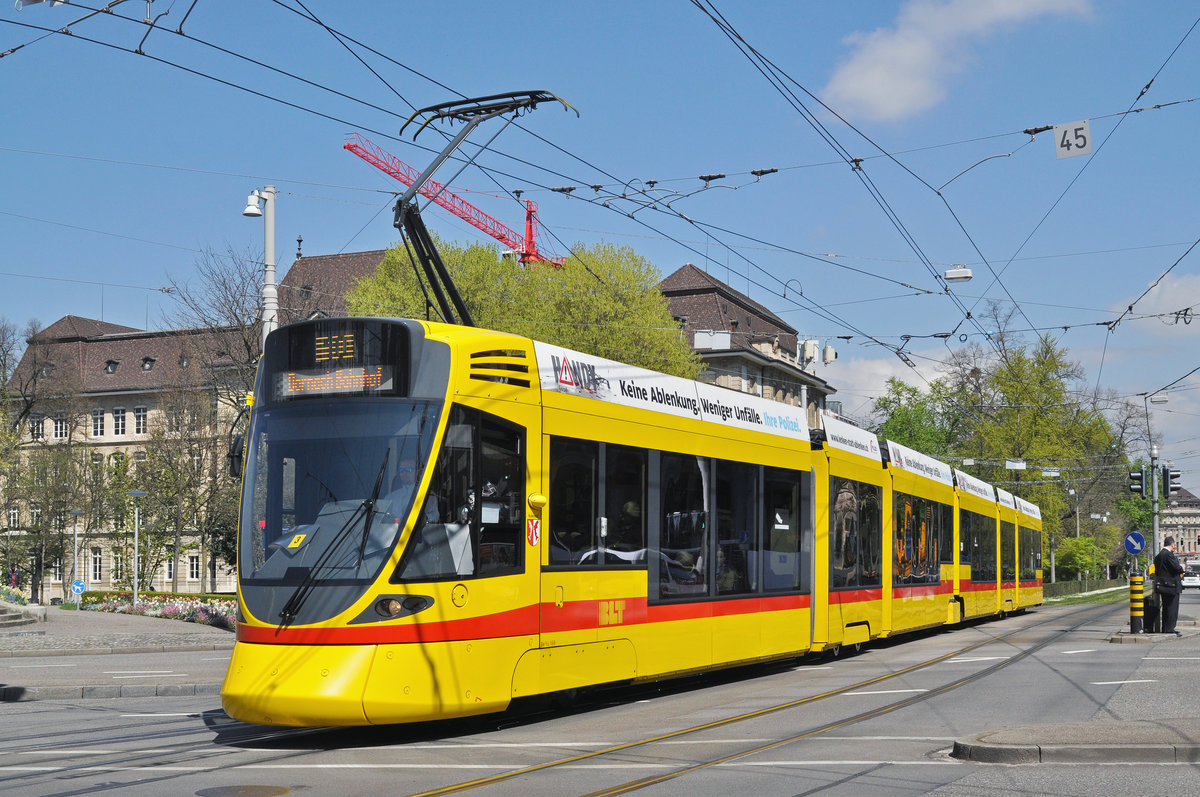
top-left (221, 317), bottom-right (1042, 726)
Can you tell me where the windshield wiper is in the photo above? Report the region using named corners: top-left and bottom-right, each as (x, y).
top-left (277, 451), bottom-right (390, 627)
top-left (355, 449), bottom-right (390, 567)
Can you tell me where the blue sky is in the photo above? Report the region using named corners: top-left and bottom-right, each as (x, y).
top-left (3, 1), bottom-right (1199, 482)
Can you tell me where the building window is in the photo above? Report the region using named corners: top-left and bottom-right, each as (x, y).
top-left (30, 415), bottom-right (44, 441)
top-left (134, 451), bottom-right (147, 462)
top-left (53, 414), bottom-right (68, 440)
top-left (166, 407), bottom-right (183, 434)
top-left (113, 407), bottom-right (126, 436)
top-left (91, 548), bottom-right (103, 583)
top-left (6, 506), bottom-right (17, 528)
top-left (92, 409), bottom-right (105, 438)
top-left (188, 554), bottom-right (200, 581)
top-left (165, 558), bottom-right (174, 581)
top-left (112, 552), bottom-right (124, 582)
top-left (29, 504), bottom-right (41, 526)
top-left (104, 359), bottom-right (119, 374)
top-left (134, 406), bottom-right (148, 435)
top-left (52, 557), bottom-right (63, 582)
top-left (141, 357), bottom-right (156, 372)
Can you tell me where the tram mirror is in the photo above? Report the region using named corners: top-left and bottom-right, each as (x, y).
top-left (227, 434), bottom-right (244, 479)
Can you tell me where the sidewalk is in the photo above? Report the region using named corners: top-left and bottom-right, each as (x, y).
top-left (952, 618), bottom-right (1200, 764)
top-left (0, 605), bottom-right (233, 701)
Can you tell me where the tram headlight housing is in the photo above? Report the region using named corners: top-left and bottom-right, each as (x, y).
top-left (366, 594), bottom-right (433, 621)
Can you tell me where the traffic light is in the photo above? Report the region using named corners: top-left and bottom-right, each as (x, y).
top-left (1129, 468), bottom-right (1146, 496)
top-left (1164, 467), bottom-right (1182, 497)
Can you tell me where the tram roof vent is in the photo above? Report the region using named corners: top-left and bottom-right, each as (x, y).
top-left (468, 348), bottom-right (532, 388)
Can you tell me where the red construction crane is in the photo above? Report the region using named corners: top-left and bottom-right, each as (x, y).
top-left (344, 132), bottom-right (563, 266)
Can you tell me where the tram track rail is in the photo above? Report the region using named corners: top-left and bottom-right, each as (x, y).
top-left (411, 602), bottom-right (1119, 797)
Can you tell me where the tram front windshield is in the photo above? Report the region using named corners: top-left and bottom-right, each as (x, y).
top-left (239, 398), bottom-right (440, 588)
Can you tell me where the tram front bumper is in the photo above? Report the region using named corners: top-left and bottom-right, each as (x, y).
top-left (221, 641), bottom-right (376, 726)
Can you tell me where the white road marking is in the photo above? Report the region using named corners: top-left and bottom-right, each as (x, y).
top-left (842, 689), bottom-right (928, 696)
top-left (103, 670), bottom-right (174, 675)
top-left (120, 713), bottom-right (202, 718)
top-left (8, 663), bottom-right (76, 668)
top-left (1061, 649), bottom-right (1095, 655)
top-left (1091, 679), bottom-right (1157, 685)
top-left (944, 656), bottom-right (1009, 663)
top-left (112, 673), bottom-right (188, 679)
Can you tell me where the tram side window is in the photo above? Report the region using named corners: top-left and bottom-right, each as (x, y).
top-left (939, 503), bottom-right (954, 563)
top-left (962, 509), bottom-right (996, 584)
top-left (393, 405), bottom-right (524, 581)
top-left (1000, 521), bottom-right (1016, 581)
top-left (830, 476), bottom-right (883, 590)
top-left (604, 446), bottom-right (647, 565)
top-left (548, 438), bottom-right (598, 564)
top-left (660, 453), bottom-right (709, 597)
top-left (1018, 525), bottom-right (1040, 580)
top-left (477, 413), bottom-right (524, 575)
top-left (893, 492), bottom-right (942, 586)
top-left (763, 467), bottom-right (807, 592)
top-left (546, 439), bottom-right (647, 567)
top-left (959, 509), bottom-right (975, 566)
top-left (715, 461), bottom-right (757, 595)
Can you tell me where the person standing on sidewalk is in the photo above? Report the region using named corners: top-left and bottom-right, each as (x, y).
top-left (1154, 536), bottom-right (1185, 636)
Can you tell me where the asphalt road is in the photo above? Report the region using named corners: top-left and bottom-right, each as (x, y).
top-left (2, 597), bottom-right (1200, 796)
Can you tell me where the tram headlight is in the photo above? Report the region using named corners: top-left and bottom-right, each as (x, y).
top-left (376, 598), bottom-right (405, 618)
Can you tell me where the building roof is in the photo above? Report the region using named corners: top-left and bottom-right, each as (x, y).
top-left (11, 319), bottom-right (238, 396)
top-left (277, 250), bottom-right (386, 322)
top-left (659, 263), bottom-right (798, 355)
top-left (31, 316), bottom-right (140, 343)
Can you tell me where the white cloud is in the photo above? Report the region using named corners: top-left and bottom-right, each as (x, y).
top-left (823, 352), bottom-right (922, 422)
top-left (823, 0), bottom-right (1092, 123)
top-left (1109, 271), bottom-right (1200, 333)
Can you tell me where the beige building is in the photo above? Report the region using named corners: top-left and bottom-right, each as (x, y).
top-left (4, 316), bottom-right (240, 600)
top-left (1161, 487), bottom-right (1200, 559)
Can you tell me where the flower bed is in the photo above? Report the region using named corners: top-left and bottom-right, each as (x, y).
top-left (80, 590), bottom-right (236, 630)
top-left (0, 585), bottom-right (26, 605)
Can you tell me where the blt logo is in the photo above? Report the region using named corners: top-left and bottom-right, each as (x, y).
top-left (598, 599), bottom-right (626, 626)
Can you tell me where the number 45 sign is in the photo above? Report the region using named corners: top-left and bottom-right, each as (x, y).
top-left (1055, 119), bottom-right (1093, 159)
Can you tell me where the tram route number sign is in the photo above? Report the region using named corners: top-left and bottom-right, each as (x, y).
top-left (1124, 531), bottom-right (1146, 556)
top-left (526, 519), bottom-right (540, 547)
top-left (1054, 120), bottom-right (1092, 159)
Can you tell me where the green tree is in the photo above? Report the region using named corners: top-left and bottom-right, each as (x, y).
top-left (871, 377), bottom-right (969, 458)
top-left (0, 318), bottom-right (25, 581)
top-left (346, 236), bottom-right (701, 379)
top-left (1054, 535), bottom-right (1107, 582)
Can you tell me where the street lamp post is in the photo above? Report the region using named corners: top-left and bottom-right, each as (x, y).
top-left (242, 186), bottom-right (277, 348)
top-left (127, 490), bottom-right (147, 605)
top-left (68, 509), bottom-right (83, 605)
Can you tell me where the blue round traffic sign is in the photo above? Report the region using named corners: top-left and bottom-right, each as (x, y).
top-left (1124, 531), bottom-right (1146, 555)
top-left (70, 580), bottom-right (85, 595)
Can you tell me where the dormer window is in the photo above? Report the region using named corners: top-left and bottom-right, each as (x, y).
top-left (300, 285), bottom-right (314, 301)
top-left (179, 355), bottom-right (190, 368)
top-left (104, 360), bottom-right (119, 375)
top-left (141, 357), bottom-right (157, 372)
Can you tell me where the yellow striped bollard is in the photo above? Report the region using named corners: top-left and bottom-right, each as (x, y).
top-left (1129, 573), bottom-right (1144, 634)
